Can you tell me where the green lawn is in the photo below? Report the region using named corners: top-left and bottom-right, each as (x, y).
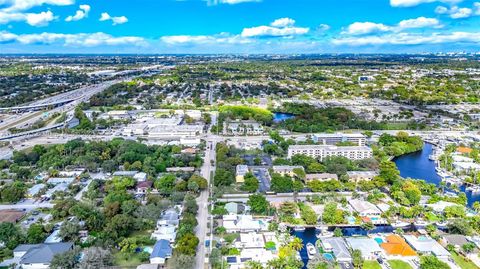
top-left (388, 260), bottom-right (413, 269)
top-left (363, 261), bottom-right (382, 269)
top-left (113, 252), bottom-right (144, 267)
top-left (450, 251), bottom-right (478, 269)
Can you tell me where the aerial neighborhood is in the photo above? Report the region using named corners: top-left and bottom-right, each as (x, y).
top-left (1, 54), bottom-right (480, 269)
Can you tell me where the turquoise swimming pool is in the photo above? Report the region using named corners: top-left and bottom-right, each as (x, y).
top-left (374, 237), bottom-right (384, 244)
top-left (322, 253), bottom-right (334, 261)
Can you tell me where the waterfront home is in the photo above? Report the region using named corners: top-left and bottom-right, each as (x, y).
top-left (320, 237), bottom-right (352, 262)
top-left (348, 199), bottom-right (381, 217)
top-left (305, 173), bottom-right (338, 182)
top-left (380, 234), bottom-right (417, 257)
top-left (271, 166), bottom-right (304, 177)
top-left (222, 214), bottom-right (267, 233)
top-left (453, 162), bottom-right (480, 172)
top-left (426, 201), bottom-right (458, 214)
top-left (112, 171), bottom-right (138, 177)
top-left (236, 165), bottom-right (249, 183)
top-left (403, 235), bottom-right (450, 258)
top-left (13, 242), bottom-right (73, 269)
top-left (150, 240), bottom-right (172, 265)
top-left (225, 248), bottom-right (277, 269)
top-left (442, 235), bottom-right (473, 252)
top-left (346, 171), bottom-right (378, 182)
top-left (345, 238), bottom-right (383, 260)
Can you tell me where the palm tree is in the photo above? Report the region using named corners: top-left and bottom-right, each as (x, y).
top-left (289, 237), bottom-right (303, 252)
top-left (473, 201), bottom-right (480, 213)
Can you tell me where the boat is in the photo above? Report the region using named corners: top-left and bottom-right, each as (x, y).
top-left (390, 221), bottom-right (410, 228)
top-left (306, 243), bottom-right (317, 259)
top-left (414, 220), bottom-right (429, 228)
top-left (466, 186), bottom-right (480, 194)
top-left (293, 226), bottom-right (305, 232)
top-left (435, 221), bottom-right (448, 229)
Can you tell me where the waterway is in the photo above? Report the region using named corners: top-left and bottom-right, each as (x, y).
top-left (394, 143), bottom-right (480, 206)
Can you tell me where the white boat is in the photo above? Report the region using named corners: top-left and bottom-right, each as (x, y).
top-left (390, 221), bottom-right (410, 228)
top-left (293, 226), bottom-right (305, 232)
top-left (435, 221), bottom-right (448, 229)
top-left (467, 186), bottom-right (480, 194)
top-left (306, 243), bottom-right (317, 259)
top-left (414, 220), bottom-right (429, 228)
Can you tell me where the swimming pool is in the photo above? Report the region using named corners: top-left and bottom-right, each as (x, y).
top-left (347, 216), bottom-right (356, 224)
top-left (322, 253), bottom-right (334, 261)
top-left (143, 247), bottom-right (153, 254)
top-left (374, 237), bottom-right (384, 244)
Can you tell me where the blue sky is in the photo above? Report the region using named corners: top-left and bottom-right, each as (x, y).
top-left (1, 0), bottom-right (480, 53)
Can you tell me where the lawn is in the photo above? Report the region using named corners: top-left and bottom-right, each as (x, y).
top-left (363, 261), bottom-right (382, 269)
top-left (113, 252), bottom-right (146, 267)
top-left (450, 251), bottom-right (478, 269)
top-left (388, 260), bottom-right (413, 269)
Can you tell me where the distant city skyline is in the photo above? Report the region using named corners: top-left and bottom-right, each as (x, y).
top-left (1, 0), bottom-right (480, 53)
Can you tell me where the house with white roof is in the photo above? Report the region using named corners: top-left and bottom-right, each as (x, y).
top-left (403, 235), bottom-right (450, 258)
top-left (348, 199), bottom-right (381, 217)
top-left (223, 214), bottom-right (268, 233)
top-left (345, 238), bottom-right (383, 260)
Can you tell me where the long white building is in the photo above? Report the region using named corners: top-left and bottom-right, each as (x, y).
top-left (287, 145), bottom-right (373, 160)
top-left (312, 133), bottom-right (367, 146)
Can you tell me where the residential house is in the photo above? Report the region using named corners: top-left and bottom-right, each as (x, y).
top-left (27, 184), bottom-right (45, 198)
top-left (380, 235), bottom-right (417, 257)
top-left (272, 166), bottom-right (304, 177)
top-left (320, 237), bottom-right (352, 262)
top-left (223, 214), bottom-right (268, 233)
top-left (13, 242), bottom-right (73, 269)
top-left (47, 177), bottom-right (74, 186)
top-left (346, 171), bottom-right (378, 182)
top-left (345, 238), bottom-right (383, 260)
top-left (136, 181), bottom-right (153, 194)
top-left (161, 209), bottom-right (180, 226)
top-left (225, 202), bottom-right (247, 215)
top-left (442, 235), bottom-right (472, 251)
top-left (150, 240), bottom-right (172, 265)
top-left (348, 199), bottom-right (381, 217)
top-left (403, 235), bottom-right (451, 258)
top-left (151, 223), bottom-right (177, 243)
top-left (134, 172), bottom-right (148, 182)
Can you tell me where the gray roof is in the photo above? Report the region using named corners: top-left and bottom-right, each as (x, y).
top-left (443, 234), bottom-right (469, 247)
top-left (150, 240), bottom-right (172, 259)
top-left (321, 237), bottom-right (352, 261)
top-left (15, 242), bottom-right (73, 264)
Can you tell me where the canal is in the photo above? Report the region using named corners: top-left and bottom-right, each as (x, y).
top-left (393, 142), bottom-right (480, 206)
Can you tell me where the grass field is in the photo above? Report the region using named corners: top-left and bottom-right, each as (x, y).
top-left (388, 260), bottom-right (413, 269)
top-left (450, 252), bottom-right (478, 269)
top-left (363, 261), bottom-right (382, 269)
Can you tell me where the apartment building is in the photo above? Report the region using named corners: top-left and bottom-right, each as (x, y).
top-left (287, 145), bottom-right (373, 160)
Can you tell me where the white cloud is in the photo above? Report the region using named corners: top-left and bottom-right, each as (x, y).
top-left (317, 24), bottom-right (330, 31)
top-left (65, 4), bottom-right (90, 22)
top-left (397, 17), bottom-right (441, 29)
top-left (161, 34), bottom-right (252, 45)
top-left (345, 22), bottom-right (391, 35)
top-left (333, 31), bottom-right (480, 46)
top-left (435, 6), bottom-right (449, 13)
top-left (0, 30), bottom-right (147, 46)
top-left (0, 0), bottom-right (74, 12)
top-left (99, 12), bottom-right (128, 25)
top-left (435, 4), bottom-right (477, 18)
top-left (270, 17), bottom-right (295, 28)
top-left (449, 6), bottom-right (473, 18)
top-left (25, 10), bottom-right (55, 26)
top-left (0, 9), bottom-right (56, 26)
top-left (241, 25), bottom-right (309, 37)
top-left (390, 0), bottom-right (463, 8)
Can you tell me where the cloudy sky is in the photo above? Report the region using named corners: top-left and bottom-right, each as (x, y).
top-left (1, 0), bottom-right (480, 53)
